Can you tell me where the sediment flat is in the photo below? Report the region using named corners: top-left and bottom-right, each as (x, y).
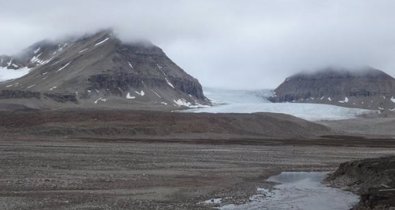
top-left (1, 138), bottom-right (395, 209)
top-left (1, 110), bottom-right (395, 209)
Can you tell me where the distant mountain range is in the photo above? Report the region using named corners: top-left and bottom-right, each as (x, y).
top-left (270, 67), bottom-right (395, 111)
top-left (0, 30), bottom-right (209, 110)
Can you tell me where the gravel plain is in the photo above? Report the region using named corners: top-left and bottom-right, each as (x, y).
top-left (1, 138), bottom-right (395, 209)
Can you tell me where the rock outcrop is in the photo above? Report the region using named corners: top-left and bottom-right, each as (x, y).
top-left (270, 67), bottom-right (395, 111)
top-left (326, 156), bottom-right (395, 209)
top-left (0, 30), bottom-right (210, 110)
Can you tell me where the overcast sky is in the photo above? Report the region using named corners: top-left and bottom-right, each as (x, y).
top-left (1, 0), bottom-right (395, 89)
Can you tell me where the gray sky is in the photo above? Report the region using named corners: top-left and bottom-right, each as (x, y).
top-left (1, 0), bottom-right (395, 89)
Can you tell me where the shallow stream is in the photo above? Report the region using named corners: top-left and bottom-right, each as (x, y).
top-left (219, 172), bottom-right (359, 210)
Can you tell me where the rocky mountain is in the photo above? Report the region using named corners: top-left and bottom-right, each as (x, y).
top-left (0, 30), bottom-right (210, 110)
top-left (269, 67), bottom-right (395, 111)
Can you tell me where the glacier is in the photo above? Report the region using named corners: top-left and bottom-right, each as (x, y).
top-left (186, 88), bottom-right (375, 121)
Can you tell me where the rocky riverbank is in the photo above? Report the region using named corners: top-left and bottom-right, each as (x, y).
top-left (326, 156), bottom-right (395, 209)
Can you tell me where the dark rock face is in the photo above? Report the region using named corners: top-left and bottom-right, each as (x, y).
top-left (87, 73), bottom-right (146, 92)
top-left (0, 90), bottom-right (40, 99)
top-left (1, 40), bottom-right (67, 70)
top-left (270, 67), bottom-right (395, 110)
top-left (0, 90), bottom-right (78, 104)
top-left (0, 30), bottom-right (210, 110)
top-left (0, 56), bottom-right (25, 69)
top-left (43, 93), bottom-right (78, 103)
top-left (171, 77), bottom-right (205, 99)
top-left (326, 156), bottom-right (395, 209)
top-left (86, 74), bottom-right (205, 100)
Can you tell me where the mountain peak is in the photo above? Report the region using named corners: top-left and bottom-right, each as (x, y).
top-left (77, 29), bottom-right (116, 42)
top-left (291, 66), bottom-right (391, 79)
top-left (271, 67), bottom-right (395, 110)
top-left (0, 30), bottom-right (210, 110)
top-left (94, 28), bottom-right (115, 36)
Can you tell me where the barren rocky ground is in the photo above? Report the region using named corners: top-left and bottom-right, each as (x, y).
top-left (0, 110), bottom-right (395, 209)
top-left (1, 139), bottom-right (395, 210)
top-left (327, 156), bottom-right (395, 209)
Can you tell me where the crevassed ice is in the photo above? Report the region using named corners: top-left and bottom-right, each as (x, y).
top-left (186, 88), bottom-right (374, 121)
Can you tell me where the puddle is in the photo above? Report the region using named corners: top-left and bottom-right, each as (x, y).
top-left (219, 172), bottom-right (359, 210)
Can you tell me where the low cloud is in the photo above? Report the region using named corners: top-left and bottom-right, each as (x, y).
top-left (1, 0), bottom-right (395, 89)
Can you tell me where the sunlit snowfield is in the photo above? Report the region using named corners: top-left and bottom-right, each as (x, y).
top-left (188, 88), bottom-right (374, 121)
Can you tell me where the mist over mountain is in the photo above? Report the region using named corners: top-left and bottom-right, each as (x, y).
top-left (270, 67), bottom-right (395, 111)
top-left (0, 30), bottom-right (209, 110)
top-left (2, 0), bottom-right (395, 89)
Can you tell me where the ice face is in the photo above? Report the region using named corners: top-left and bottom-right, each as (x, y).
top-left (221, 172), bottom-right (359, 210)
top-left (187, 88), bottom-right (374, 121)
top-left (202, 87), bottom-right (271, 105)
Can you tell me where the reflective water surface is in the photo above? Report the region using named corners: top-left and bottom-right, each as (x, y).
top-left (221, 172), bottom-right (359, 210)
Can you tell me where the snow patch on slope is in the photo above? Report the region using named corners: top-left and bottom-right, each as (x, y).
top-left (339, 97), bottom-right (349, 103)
top-left (203, 198), bottom-right (222, 205)
top-left (126, 92), bottom-right (136, 99)
top-left (174, 98), bottom-right (209, 108)
top-left (94, 97), bottom-right (107, 104)
top-left (30, 53), bottom-right (52, 65)
top-left (33, 47), bottom-right (41, 54)
top-left (95, 37), bottom-right (110, 46)
top-left (79, 48), bottom-right (89, 53)
top-left (0, 67), bottom-right (31, 82)
top-left (128, 62), bottom-right (134, 69)
top-left (174, 98), bottom-right (192, 107)
top-left (26, 84), bottom-right (36, 89)
top-left (165, 78), bottom-right (175, 88)
top-left (57, 62), bottom-right (71, 72)
top-left (135, 90), bottom-right (145, 96)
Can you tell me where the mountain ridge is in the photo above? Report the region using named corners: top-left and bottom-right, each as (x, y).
top-left (0, 30), bottom-right (210, 110)
top-left (270, 67), bottom-right (395, 111)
